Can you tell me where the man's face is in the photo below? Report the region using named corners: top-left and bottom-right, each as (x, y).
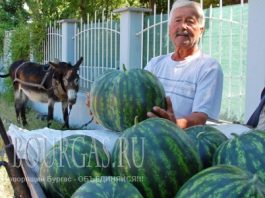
top-left (169, 6), bottom-right (204, 49)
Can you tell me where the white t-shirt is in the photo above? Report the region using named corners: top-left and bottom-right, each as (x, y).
top-left (145, 51), bottom-right (223, 120)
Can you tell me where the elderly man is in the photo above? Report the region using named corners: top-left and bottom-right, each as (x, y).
top-left (146, 0), bottom-right (223, 129)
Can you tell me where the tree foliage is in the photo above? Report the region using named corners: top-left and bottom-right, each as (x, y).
top-left (0, 0), bottom-right (29, 25)
top-left (0, 0), bottom-right (29, 56)
top-left (198, 0), bottom-right (248, 8)
top-left (10, 23), bottom-right (30, 61)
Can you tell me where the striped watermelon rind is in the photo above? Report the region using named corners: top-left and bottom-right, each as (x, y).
top-left (111, 118), bottom-right (202, 198)
top-left (185, 125), bottom-right (228, 168)
top-left (213, 130), bottom-right (265, 183)
top-left (71, 176), bottom-right (143, 198)
top-left (38, 135), bottom-right (112, 198)
top-left (90, 68), bottom-right (166, 131)
top-left (175, 165), bottom-right (265, 198)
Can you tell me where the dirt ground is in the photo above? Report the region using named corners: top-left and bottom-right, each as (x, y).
top-left (0, 166), bottom-right (14, 198)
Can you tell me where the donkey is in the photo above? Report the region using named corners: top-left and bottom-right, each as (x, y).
top-left (0, 57), bottom-right (83, 128)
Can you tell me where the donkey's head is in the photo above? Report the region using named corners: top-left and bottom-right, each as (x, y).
top-left (49, 57), bottom-right (83, 107)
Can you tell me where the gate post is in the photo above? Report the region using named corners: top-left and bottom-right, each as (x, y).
top-left (245, 1), bottom-right (265, 122)
top-left (113, 7), bottom-right (151, 70)
top-left (58, 19), bottom-right (79, 63)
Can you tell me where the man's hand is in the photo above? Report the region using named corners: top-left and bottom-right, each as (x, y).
top-left (147, 96), bottom-right (176, 123)
top-left (86, 93), bottom-right (92, 115)
top-left (86, 93), bottom-right (99, 124)
top-left (147, 96), bottom-right (208, 129)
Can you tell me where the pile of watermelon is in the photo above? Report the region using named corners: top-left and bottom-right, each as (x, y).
top-left (38, 68), bottom-right (265, 197)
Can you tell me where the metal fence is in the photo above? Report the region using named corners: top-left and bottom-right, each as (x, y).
top-left (73, 15), bottom-right (120, 91)
top-left (42, 22), bottom-right (62, 63)
top-left (40, 0), bottom-right (248, 122)
top-left (203, 4), bottom-right (248, 122)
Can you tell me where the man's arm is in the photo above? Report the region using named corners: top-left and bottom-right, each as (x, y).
top-left (147, 96), bottom-right (208, 129)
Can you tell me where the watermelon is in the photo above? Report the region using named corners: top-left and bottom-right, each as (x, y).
top-left (90, 67), bottom-right (166, 131)
top-left (111, 118), bottom-right (202, 198)
top-left (71, 176), bottom-right (143, 198)
top-left (176, 165), bottom-right (265, 198)
top-left (185, 125), bottom-right (228, 168)
top-left (38, 135), bottom-right (112, 198)
top-left (213, 130), bottom-right (265, 183)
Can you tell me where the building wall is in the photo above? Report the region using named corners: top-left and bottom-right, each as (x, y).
top-left (245, 1), bottom-right (265, 122)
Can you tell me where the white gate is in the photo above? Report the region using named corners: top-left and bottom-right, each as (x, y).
top-left (42, 22), bottom-right (62, 64)
top-left (73, 14), bottom-right (120, 91)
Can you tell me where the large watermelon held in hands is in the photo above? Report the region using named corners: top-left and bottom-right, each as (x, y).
top-left (185, 125), bottom-right (228, 168)
top-left (176, 165), bottom-right (265, 198)
top-left (71, 176), bottom-right (143, 198)
top-left (213, 130), bottom-right (265, 183)
top-left (90, 66), bottom-right (166, 131)
top-left (38, 135), bottom-right (112, 198)
top-left (111, 118), bottom-right (202, 198)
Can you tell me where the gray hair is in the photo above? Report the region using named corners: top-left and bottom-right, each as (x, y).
top-left (168, 0), bottom-right (205, 28)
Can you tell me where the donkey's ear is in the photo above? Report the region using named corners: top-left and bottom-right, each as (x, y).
top-left (74, 57), bottom-right (83, 68)
top-left (49, 61), bottom-right (59, 68)
top-left (53, 58), bottom-right (60, 64)
top-left (49, 58), bottom-right (60, 68)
